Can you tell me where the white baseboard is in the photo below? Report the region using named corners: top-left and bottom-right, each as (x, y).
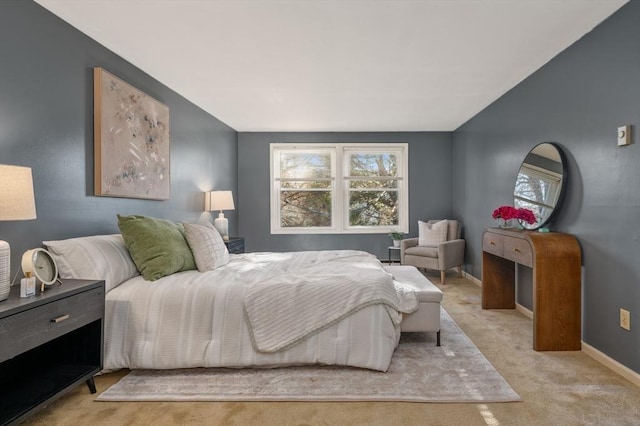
top-left (582, 342), bottom-right (640, 388)
top-left (515, 303), bottom-right (533, 320)
top-left (463, 270), bottom-right (482, 287)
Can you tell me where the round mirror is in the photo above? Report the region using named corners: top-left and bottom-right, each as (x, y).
top-left (513, 142), bottom-right (567, 230)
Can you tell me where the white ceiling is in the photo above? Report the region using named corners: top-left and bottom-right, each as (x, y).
top-left (36, 0), bottom-right (627, 132)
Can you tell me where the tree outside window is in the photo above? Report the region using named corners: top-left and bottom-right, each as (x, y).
top-left (279, 151), bottom-right (332, 228)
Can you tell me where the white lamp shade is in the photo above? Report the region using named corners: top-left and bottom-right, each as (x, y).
top-left (0, 164), bottom-right (37, 301)
top-left (205, 190), bottom-right (235, 212)
top-left (0, 165), bottom-right (37, 221)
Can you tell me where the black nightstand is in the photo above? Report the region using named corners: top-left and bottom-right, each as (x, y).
top-left (0, 279), bottom-right (104, 425)
top-left (225, 237), bottom-right (245, 254)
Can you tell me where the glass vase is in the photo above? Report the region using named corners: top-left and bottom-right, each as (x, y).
top-left (498, 218), bottom-right (514, 229)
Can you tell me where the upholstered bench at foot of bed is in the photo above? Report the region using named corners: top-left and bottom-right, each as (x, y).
top-left (384, 265), bottom-right (443, 346)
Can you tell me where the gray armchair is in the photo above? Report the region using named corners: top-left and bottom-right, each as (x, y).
top-left (400, 220), bottom-right (465, 284)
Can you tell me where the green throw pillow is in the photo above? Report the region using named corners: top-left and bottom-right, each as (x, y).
top-left (117, 214), bottom-right (196, 281)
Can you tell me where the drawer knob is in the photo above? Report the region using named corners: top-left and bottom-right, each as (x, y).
top-left (490, 241), bottom-right (496, 246)
top-left (51, 314), bottom-right (70, 323)
top-left (513, 248), bottom-right (520, 253)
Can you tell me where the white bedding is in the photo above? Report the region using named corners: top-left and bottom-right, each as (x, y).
top-left (105, 250), bottom-right (416, 372)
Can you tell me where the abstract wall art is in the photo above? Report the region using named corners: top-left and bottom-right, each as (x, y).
top-left (94, 67), bottom-right (170, 200)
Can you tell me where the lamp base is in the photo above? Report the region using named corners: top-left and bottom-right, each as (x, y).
top-left (0, 240), bottom-right (10, 301)
top-left (213, 213), bottom-right (230, 241)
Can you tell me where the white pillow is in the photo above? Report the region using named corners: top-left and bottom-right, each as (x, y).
top-left (183, 222), bottom-right (229, 272)
top-left (44, 234), bottom-right (139, 293)
top-left (418, 219), bottom-right (449, 247)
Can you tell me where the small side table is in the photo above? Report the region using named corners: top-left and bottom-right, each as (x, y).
top-left (387, 246), bottom-right (401, 265)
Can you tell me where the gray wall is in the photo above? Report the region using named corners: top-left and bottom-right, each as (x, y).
top-left (0, 1), bottom-right (238, 276)
top-left (238, 132), bottom-right (454, 259)
top-left (452, 1), bottom-right (639, 373)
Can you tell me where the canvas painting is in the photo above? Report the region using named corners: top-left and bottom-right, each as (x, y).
top-left (94, 67), bottom-right (170, 200)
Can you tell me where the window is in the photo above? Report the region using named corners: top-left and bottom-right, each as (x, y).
top-left (270, 143), bottom-right (408, 234)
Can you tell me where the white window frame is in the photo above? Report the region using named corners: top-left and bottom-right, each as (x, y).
top-left (270, 143), bottom-right (408, 234)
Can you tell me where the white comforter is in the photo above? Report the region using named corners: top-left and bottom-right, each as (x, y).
top-left (104, 250), bottom-right (416, 372)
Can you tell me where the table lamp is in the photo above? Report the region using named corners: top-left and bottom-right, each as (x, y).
top-left (0, 165), bottom-right (37, 301)
top-left (205, 190), bottom-right (235, 241)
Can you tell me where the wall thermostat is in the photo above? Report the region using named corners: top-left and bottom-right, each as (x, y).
top-left (617, 125), bottom-right (631, 146)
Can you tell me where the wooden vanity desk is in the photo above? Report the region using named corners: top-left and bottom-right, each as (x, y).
top-left (482, 227), bottom-right (581, 351)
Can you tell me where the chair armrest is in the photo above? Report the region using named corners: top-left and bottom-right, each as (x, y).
top-left (400, 238), bottom-right (418, 250)
top-left (400, 238), bottom-right (418, 264)
top-left (438, 239), bottom-right (466, 269)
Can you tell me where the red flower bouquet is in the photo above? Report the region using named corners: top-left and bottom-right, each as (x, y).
top-left (492, 205), bottom-right (537, 227)
top-left (492, 205), bottom-right (518, 221)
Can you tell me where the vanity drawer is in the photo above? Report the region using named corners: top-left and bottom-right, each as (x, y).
top-left (483, 232), bottom-right (504, 257)
top-left (0, 287), bottom-right (104, 362)
top-left (503, 236), bottom-right (533, 267)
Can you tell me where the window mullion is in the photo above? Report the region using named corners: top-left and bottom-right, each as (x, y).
top-left (334, 146), bottom-right (343, 232)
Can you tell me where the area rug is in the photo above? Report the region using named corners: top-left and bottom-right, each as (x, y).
top-left (97, 309), bottom-right (520, 403)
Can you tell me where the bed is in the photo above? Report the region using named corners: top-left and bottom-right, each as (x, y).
top-left (44, 233), bottom-right (418, 372)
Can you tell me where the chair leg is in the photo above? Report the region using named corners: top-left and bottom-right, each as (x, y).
top-left (440, 270), bottom-right (446, 284)
top-left (457, 265), bottom-right (463, 278)
top-left (436, 330), bottom-right (441, 346)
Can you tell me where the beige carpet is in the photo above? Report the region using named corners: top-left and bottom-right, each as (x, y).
top-left (97, 309), bottom-right (520, 403)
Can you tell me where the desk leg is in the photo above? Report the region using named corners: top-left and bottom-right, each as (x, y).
top-left (533, 256), bottom-right (582, 351)
top-left (482, 251), bottom-right (516, 309)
